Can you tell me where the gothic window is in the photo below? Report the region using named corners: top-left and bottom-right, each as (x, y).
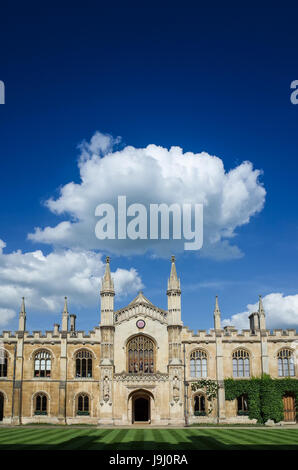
top-left (127, 335), bottom-right (154, 374)
top-left (232, 349), bottom-right (250, 378)
top-left (75, 350), bottom-right (93, 378)
top-left (190, 350), bottom-right (207, 378)
top-left (278, 349), bottom-right (295, 377)
top-left (0, 350), bottom-right (8, 377)
top-left (34, 350), bottom-right (51, 378)
top-left (194, 394), bottom-right (205, 415)
top-left (237, 394), bottom-right (249, 415)
top-left (34, 393), bottom-right (47, 415)
top-left (77, 393), bottom-right (90, 415)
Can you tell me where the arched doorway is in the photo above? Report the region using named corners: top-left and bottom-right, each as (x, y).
top-left (131, 390), bottom-right (152, 423)
top-left (283, 393), bottom-right (296, 422)
top-left (0, 393), bottom-right (4, 421)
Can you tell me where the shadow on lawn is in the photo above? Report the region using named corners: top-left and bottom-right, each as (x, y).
top-left (0, 434), bottom-right (297, 451)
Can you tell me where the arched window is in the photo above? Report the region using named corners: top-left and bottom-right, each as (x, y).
top-left (237, 394), bottom-right (249, 415)
top-left (77, 393), bottom-right (90, 415)
top-left (34, 393), bottom-right (47, 415)
top-left (34, 350), bottom-right (51, 378)
top-left (194, 394), bottom-right (206, 415)
top-left (190, 350), bottom-right (207, 378)
top-left (232, 349), bottom-right (250, 378)
top-left (75, 350), bottom-right (93, 378)
top-left (278, 349), bottom-right (295, 377)
top-left (0, 350), bottom-right (8, 377)
top-left (127, 335), bottom-right (154, 374)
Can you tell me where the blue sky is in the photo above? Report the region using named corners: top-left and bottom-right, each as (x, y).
top-left (0, 2), bottom-right (298, 332)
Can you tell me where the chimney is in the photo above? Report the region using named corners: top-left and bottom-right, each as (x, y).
top-left (53, 324), bottom-right (60, 336)
top-left (249, 312), bottom-right (260, 333)
top-left (70, 314), bottom-right (76, 332)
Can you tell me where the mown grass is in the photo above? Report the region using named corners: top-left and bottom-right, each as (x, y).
top-left (0, 427), bottom-right (297, 450)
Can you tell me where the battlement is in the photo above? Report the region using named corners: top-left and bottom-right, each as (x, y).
top-left (181, 325), bottom-right (298, 342)
top-left (0, 326), bottom-right (101, 343)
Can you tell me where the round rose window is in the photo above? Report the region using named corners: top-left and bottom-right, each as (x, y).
top-left (136, 319), bottom-right (145, 329)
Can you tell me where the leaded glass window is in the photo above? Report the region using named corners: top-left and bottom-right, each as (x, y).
top-left (278, 349), bottom-right (295, 377)
top-left (35, 393), bottom-right (47, 414)
top-left (190, 350), bottom-right (207, 378)
top-left (127, 335), bottom-right (154, 374)
top-left (0, 350), bottom-right (8, 377)
top-left (75, 350), bottom-right (93, 378)
top-left (77, 393), bottom-right (90, 415)
top-left (232, 349), bottom-right (250, 378)
top-left (34, 350), bottom-right (51, 378)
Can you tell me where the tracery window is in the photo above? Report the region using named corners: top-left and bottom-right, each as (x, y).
top-left (34, 350), bottom-right (51, 378)
top-left (34, 393), bottom-right (47, 415)
top-left (75, 350), bottom-right (93, 378)
top-left (0, 350), bottom-right (8, 377)
top-left (232, 349), bottom-right (250, 378)
top-left (190, 350), bottom-right (207, 378)
top-left (77, 393), bottom-right (90, 415)
top-left (127, 335), bottom-right (154, 374)
top-left (278, 349), bottom-right (295, 377)
top-left (194, 394), bottom-right (205, 414)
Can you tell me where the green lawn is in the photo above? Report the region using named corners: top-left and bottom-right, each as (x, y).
top-left (0, 427), bottom-right (297, 450)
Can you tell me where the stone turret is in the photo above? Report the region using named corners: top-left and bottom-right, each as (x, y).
top-left (167, 255), bottom-right (181, 325)
top-left (100, 256), bottom-right (115, 326)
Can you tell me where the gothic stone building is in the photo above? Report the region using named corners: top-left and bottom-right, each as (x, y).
top-left (0, 256), bottom-right (297, 425)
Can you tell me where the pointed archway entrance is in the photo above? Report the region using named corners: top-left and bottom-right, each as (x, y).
top-left (130, 390), bottom-right (152, 424)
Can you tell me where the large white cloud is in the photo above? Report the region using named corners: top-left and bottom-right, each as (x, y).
top-left (28, 132), bottom-right (266, 259)
top-left (223, 293), bottom-right (298, 330)
top-left (0, 240), bottom-right (143, 326)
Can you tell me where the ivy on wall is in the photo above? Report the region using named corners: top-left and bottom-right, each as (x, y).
top-left (224, 375), bottom-right (298, 423)
top-left (191, 379), bottom-right (219, 415)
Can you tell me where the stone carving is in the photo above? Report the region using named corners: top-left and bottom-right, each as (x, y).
top-left (172, 375), bottom-right (180, 402)
top-left (100, 367), bottom-right (113, 406)
top-left (114, 373), bottom-right (169, 383)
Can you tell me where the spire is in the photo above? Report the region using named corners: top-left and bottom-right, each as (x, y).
top-left (20, 296), bottom-right (26, 315)
top-left (101, 256), bottom-right (115, 293)
top-left (258, 295), bottom-right (265, 315)
top-left (214, 295), bottom-right (221, 330)
top-left (214, 295), bottom-right (221, 314)
top-left (258, 295), bottom-right (266, 330)
top-left (18, 296), bottom-right (26, 331)
top-left (63, 296), bottom-right (68, 314)
top-left (167, 255), bottom-right (181, 292)
top-left (62, 296), bottom-right (69, 331)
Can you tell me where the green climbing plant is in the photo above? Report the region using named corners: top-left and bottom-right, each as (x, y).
top-left (191, 379), bottom-right (219, 415)
top-left (224, 375), bottom-right (298, 423)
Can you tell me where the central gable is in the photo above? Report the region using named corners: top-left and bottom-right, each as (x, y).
top-left (115, 291), bottom-right (167, 325)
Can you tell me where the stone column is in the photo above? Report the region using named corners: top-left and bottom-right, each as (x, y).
top-left (215, 332), bottom-right (226, 421)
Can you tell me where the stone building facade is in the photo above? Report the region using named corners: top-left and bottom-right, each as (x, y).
top-left (0, 256), bottom-right (297, 425)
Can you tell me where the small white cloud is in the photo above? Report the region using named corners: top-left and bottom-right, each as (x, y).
top-left (28, 132), bottom-right (266, 259)
top-left (0, 242), bottom-right (143, 320)
top-left (223, 293), bottom-right (298, 330)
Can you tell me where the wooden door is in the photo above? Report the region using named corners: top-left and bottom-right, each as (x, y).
top-left (283, 394), bottom-right (296, 422)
